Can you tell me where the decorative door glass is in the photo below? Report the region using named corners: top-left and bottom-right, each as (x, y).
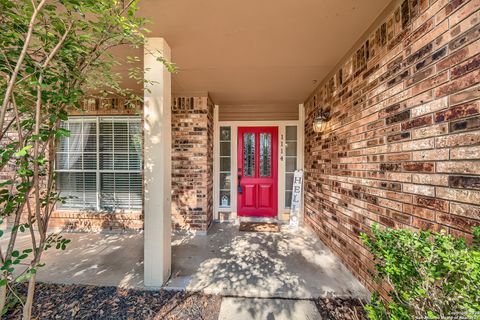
top-left (243, 133), bottom-right (255, 176)
top-left (259, 133), bottom-right (272, 177)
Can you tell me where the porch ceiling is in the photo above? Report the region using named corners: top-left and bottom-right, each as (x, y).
top-left (121, 0), bottom-right (390, 108)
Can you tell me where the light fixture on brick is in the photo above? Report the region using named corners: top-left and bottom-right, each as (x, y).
top-left (313, 107), bottom-right (330, 133)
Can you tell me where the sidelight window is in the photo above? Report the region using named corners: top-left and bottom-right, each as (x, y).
top-left (285, 126), bottom-right (298, 208)
top-left (219, 126), bottom-right (232, 208)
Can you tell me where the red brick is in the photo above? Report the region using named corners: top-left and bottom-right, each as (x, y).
top-left (449, 115), bottom-right (480, 132)
top-left (449, 175), bottom-right (480, 189)
top-left (414, 196), bottom-right (448, 212)
top-left (412, 71), bottom-right (449, 95)
top-left (403, 162), bottom-right (435, 172)
top-left (434, 100), bottom-right (480, 122)
top-left (401, 114), bottom-right (433, 130)
top-left (449, 84), bottom-right (480, 105)
top-left (435, 70), bottom-right (480, 97)
top-left (450, 202), bottom-right (480, 219)
top-left (451, 54), bottom-right (480, 79)
top-left (436, 212), bottom-right (480, 232)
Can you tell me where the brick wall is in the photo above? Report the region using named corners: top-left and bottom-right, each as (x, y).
top-left (304, 0), bottom-right (480, 295)
top-left (171, 95), bottom-right (214, 232)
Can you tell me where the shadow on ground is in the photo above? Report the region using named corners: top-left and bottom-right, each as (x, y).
top-left (167, 222), bottom-right (368, 302)
top-left (0, 231), bottom-right (144, 289)
top-left (1, 221), bottom-right (368, 320)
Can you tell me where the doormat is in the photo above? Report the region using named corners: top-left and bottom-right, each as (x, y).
top-left (239, 222), bottom-right (280, 233)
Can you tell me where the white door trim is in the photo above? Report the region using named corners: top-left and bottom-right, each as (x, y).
top-left (213, 118), bottom-right (304, 221)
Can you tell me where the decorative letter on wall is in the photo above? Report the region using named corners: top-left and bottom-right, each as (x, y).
top-left (289, 170), bottom-right (303, 229)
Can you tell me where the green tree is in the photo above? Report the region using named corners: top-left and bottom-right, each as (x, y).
top-left (360, 224), bottom-right (480, 319)
top-left (0, 0), bottom-right (174, 318)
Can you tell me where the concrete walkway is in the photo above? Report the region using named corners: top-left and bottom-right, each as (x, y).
top-left (218, 297), bottom-right (321, 320)
top-left (0, 222), bottom-right (368, 301)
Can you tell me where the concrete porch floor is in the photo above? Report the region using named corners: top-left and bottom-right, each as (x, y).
top-left (1, 222), bottom-right (368, 299)
top-left (167, 223), bottom-right (368, 299)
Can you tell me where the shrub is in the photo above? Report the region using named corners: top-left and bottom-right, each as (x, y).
top-left (360, 224), bottom-right (480, 319)
top-left (0, 1), bottom-right (174, 318)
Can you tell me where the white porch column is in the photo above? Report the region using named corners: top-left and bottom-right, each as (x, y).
top-left (144, 38), bottom-right (172, 286)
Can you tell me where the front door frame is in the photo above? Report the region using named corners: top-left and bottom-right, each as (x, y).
top-left (213, 105), bottom-right (305, 222)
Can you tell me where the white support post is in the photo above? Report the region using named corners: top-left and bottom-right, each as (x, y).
top-left (213, 105), bottom-right (220, 220)
top-left (143, 38), bottom-right (172, 287)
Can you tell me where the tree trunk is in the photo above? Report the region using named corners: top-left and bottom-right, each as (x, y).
top-left (21, 273), bottom-right (37, 320)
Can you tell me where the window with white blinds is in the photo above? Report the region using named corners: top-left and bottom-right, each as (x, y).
top-left (56, 116), bottom-right (142, 211)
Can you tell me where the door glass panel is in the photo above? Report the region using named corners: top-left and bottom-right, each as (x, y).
top-left (220, 157), bottom-right (230, 171)
top-left (286, 142), bottom-right (297, 156)
top-left (243, 133), bottom-right (255, 176)
top-left (220, 127), bottom-right (231, 141)
top-left (220, 191), bottom-right (230, 208)
top-left (286, 158), bottom-right (297, 172)
top-left (285, 173), bottom-right (294, 190)
top-left (260, 133), bottom-right (272, 177)
top-left (220, 173), bottom-right (231, 190)
top-left (286, 126), bottom-right (297, 140)
top-left (285, 191), bottom-right (293, 208)
top-left (220, 142), bottom-right (230, 156)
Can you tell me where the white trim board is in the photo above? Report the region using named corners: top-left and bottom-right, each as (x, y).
top-left (213, 116), bottom-right (304, 222)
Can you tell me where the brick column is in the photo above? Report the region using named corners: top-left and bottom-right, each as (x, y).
top-left (143, 38), bottom-right (172, 286)
top-left (171, 95), bottom-right (214, 233)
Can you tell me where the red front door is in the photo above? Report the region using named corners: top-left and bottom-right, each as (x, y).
top-left (237, 127), bottom-right (278, 217)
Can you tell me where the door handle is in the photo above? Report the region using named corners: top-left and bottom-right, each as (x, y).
top-left (238, 173), bottom-right (243, 194)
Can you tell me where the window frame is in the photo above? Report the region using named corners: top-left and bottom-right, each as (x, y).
top-left (219, 126), bottom-right (232, 209)
top-left (284, 126), bottom-right (298, 209)
top-left (55, 116), bottom-right (143, 212)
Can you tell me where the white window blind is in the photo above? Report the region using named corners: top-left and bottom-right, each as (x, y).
top-left (56, 116), bottom-right (142, 211)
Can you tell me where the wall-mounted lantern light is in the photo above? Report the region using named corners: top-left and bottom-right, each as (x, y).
top-left (313, 107), bottom-right (330, 133)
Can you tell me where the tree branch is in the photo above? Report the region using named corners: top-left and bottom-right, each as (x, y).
top-left (0, 0), bottom-right (48, 136)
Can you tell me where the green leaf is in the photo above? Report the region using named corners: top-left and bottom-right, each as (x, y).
top-left (0, 180), bottom-right (13, 187)
top-left (54, 128), bottom-right (71, 138)
top-left (14, 145), bottom-right (33, 157)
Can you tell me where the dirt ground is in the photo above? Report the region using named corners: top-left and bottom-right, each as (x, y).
top-left (6, 283), bottom-right (367, 319)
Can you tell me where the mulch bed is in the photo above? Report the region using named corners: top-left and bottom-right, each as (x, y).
top-left (6, 283), bottom-right (368, 319)
top-left (315, 297), bottom-right (368, 320)
top-left (6, 283), bottom-right (221, 320)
